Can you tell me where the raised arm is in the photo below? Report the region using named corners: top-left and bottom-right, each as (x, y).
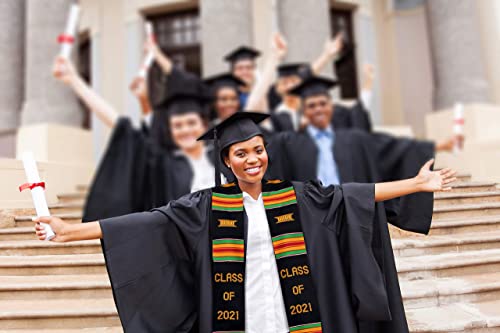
top-left (311, 32), bottom-right (343, 75)
top-left (146, 38), bottom-right (173, 75)
top-left (129, 76), bottom-right (153, 119)
top-left (53, 57), bottom-right (119, 127)
top-left (245, 32), bottom-right (287, 111)
top-left (375, 159), bottom-right (457, 202)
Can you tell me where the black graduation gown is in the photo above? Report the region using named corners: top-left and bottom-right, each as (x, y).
top-left (266, 129), bottom-right (436, 333)
top-left (270, 101), bottom-right (372, 133)
top-left (82, 117), bottom-right (233, 222)
top-left (99, 181), bottom-right (396, 332)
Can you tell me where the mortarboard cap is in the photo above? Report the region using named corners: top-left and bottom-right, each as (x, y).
top-left (197, 111), bottom-right (269, 186)
top-left (289, 76), bottom-right (338, 99)
top-left (204, 73), bottom-right (246, 92)
top-left (224, 46), bottom-right (261, 64)
top-left (277, 63), bottom-right (312, 79)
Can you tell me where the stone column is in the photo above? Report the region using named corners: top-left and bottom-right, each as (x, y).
top-left (200, 0), bottom-right (253, 76)
top-left (278, 0), bottom-right (333, 76)
top-left (21, 0), bottom-right (83, 126)
top-left (426, 0), bottom-right (491, 110)
top-left (0, 0), bottom-right (24, 132)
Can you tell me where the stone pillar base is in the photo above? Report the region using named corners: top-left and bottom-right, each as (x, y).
top-left (16, 123), bottom-right (93, 165)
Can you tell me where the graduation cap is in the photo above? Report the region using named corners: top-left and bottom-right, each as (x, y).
top-left (289, 76), bottom-right (338, 99)
top-left (277, 63), bottom-right (312, 79)
top-left (197, 112), bottom-right (269, 186)
top-left (224, 46), bottom-right (261, 64)
top-left (157, 92), bottom-right (211, 116)
top-left (204, 73), bottom-right (246, 92)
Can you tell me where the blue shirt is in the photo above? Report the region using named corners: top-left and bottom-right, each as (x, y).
top-left (307, 125), bottom-right (341, 186)
top-left (239, 92), bottom-right (249, 107)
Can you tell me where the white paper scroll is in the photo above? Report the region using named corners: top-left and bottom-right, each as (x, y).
top-left (138, 22), bottom-right (155, 78)
top-left (453, 103), bottom-right (465, 154)
top-left (21, 152), bottom-right (55, 241)
top-left (59, 4), bottom-right (80, 59)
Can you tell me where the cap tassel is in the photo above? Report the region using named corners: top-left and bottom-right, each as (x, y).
top-left (214, 128), bottom-right (222, 187)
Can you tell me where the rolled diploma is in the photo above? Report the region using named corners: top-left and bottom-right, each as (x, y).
top-left (21, 152), bottom-right (55, 241)
top-left (453, 103), bottom-right (464, 153)
top-left (60, 4), bottom-right (81, 59)
top-left (138, 22), bottom-right (155, 78)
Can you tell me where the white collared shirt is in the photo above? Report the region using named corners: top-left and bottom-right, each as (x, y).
top-left (182, 148), bottom-right (225, 192)
top-left (243, 192), bottom-right (289, 333)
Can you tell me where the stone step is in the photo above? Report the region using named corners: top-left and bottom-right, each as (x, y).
top-left (57, 192), bottom-right (87, 203)
top-left (434, 191), bottom-right (500, 207)
top-left (401, 272), bottom-right (500, 310)
top-left (0, 239), bottom-right (102, 256)
top-left (393, 230), bottom-right (500, 257)
top-left (0, 298), bottom-right (119, 330)
top-left (0, 274), bottom-right (111, 300)
top-left (14, 213), bottom-right (82, 228)
top-left (76, 184), bottom-right (90, 193)
top-left (0, 227), bottom-right (42, 241)
top-left (0, 202), bottom-right (84, 218)
top-left (432, 202), bottom-right (500, 220)
top-left (396, 249), bottom-right (500, 280)
top-left (429, 215), bottom-right (500, 236)
top-left (0, 254), bottom-right (106, 275)
top-left (407, 300), bottom-right (500, 333)
top-left (447, 181), bottom-right (498, 193)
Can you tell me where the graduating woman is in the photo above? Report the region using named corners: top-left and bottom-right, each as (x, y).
top-left (52, 57), bottom-right (231, 222)
top-left (35, 112), bottom-right (456, 333)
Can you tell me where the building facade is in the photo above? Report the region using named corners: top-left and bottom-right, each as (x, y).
top-left (1, 0), bottom-right (499, 161)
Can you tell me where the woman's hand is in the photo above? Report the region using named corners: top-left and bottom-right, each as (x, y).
top-left (130, 76), bottom-right (148, 100)
top-left (415, 159), bottom-right (457, 192)
top-left (323, 32), bottom-right (344, 59)
top-left (52, 56), bottom-right (78, 85)
top-left (34, 216), bottom-right (72, 242)
top-left (272, 32), bottom-right (288, 61)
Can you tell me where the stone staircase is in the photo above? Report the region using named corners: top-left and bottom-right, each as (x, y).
top-left (1, 175), bottom-right (500, 332)
top-left (0, 185), bottom-right (122, 332)
top-left (393, 174), bottom-right (500, 333)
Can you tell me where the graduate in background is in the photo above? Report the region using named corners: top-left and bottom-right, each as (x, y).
top-left (148, 32), bottom-right (287, 126)
top-left (266, 76), bottom-right (458, 333)
top-left (203, 72), bottom-right (247, 122)
top-left (51, 57), bottom-right (231, 222)
top-left (224, 46), bottom-right (261, 107)
top-left (34, 112), bottom-right (456, 333)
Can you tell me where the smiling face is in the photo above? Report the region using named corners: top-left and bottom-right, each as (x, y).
top-left (232, 59), bottom-right (256, 86)
top-left (215, 87), bottom-right (240, 121)
top-left (223, 135), bottom-right (268, 186)
top-left (303, 94), bottom-right (334, 130)
top-left (169, 112), bottom-right (207, 150)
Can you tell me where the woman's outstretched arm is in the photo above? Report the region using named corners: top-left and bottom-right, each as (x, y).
top-left (34, 217), bottom-right (102, 242)
top-left (53, 57), bottom-right (119, 127)
top-left (375, 159), bottom-right (457, 202)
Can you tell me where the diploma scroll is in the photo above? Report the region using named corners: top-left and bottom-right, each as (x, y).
top-left (138, 22), bottom-right (155, 78)
top-left (20, 152), bottom-right (56, 241)
top-left (58, 4), bottom-right (80, 59)
top-left (453, 103), bottom-right (465, 154)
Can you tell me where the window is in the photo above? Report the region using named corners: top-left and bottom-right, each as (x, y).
top-left (330, 8), bottom-right (359, 99)
top-left (147, 9), bottom-right (202, 106)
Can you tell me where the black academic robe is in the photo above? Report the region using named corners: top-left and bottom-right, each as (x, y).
top-left (82, 117), bottom-right (233, 222)
top-left (270, 101), bottom-right (372, 133)
top-left (266, 129), bottom-right (435, 333)
top-left (99, 181), bottom-right (401, 332)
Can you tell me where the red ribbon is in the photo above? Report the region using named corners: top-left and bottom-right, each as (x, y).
top-left (57, 34), bottom-right (75, 44)
top-left (19, 182), bottom-right (46, 192)
top-left (454, 119), bottom-right (465, 125)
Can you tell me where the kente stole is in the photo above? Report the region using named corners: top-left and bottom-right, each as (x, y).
top-left (211, 180), bottom-right (323, 332)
